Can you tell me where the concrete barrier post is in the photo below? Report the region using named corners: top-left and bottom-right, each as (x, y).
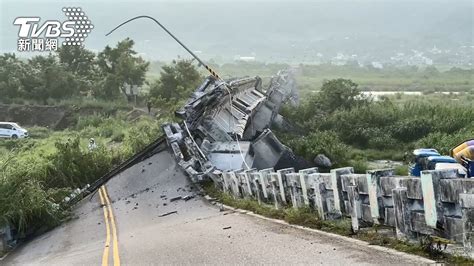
top-left (393, 187), bottom-right (412, 240)
top-left (460, 193), bottom-right (474, 258)
top-left (258, 168), bottom-right (274, 200)
top-left (287, 173), bottom-right (303, 208)
top-left (315, 182), bottom-right (328, 220)
top-left (0, 233), bottom-right (5, 254)
top-left (251, 173), bottom-right (262, 205)
top-left (367, 169), bottom-right (394, 224)
top-left (236, 172), bottom-right (252, 198)
top-left (347, 185), bottom-right (360, 232)
top-left (299, 167), bottom-right (319, 206)
top-left (244, 169), bottom-right (256, 197)
top-left (420, 169), bottom-right (458, 228)
top-left (276, 168), bottom-right (295, 205)
top-left (308, 173), bottom-right (328, 220)
top-left (221, 172), bottom-right (232, 193)
top-left (330, 167), bottom-right (354, 216)
top-left (0, 225), bottom-right (11, 254)
top-left (229, 171), bottom-right (241, 198)
top-left (269, 172), bottom-right (281, 209)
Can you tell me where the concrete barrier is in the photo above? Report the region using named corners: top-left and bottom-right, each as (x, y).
top-left (0, 225), bottom-right (12, 254)
top-left (210, 167), bottom-right (474, 257)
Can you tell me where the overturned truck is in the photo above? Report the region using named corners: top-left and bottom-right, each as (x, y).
top-left (162, 70), bottom-right (307, 182)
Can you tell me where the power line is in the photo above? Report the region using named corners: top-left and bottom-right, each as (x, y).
top-left (105, 15), bottom-right (222, 80)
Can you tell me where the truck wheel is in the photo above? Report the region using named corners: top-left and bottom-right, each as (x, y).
top-left (11, 134), bottom-right (18, 139)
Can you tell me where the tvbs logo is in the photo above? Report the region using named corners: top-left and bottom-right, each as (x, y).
top-left (14, 7), bottom-right (94, 52)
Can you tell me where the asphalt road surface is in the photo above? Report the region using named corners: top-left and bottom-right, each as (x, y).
top-left (4, 150), bottom-right (430, 265)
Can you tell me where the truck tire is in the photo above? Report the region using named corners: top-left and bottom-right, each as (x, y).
top-left (11, 134), bottom-right (18, 139)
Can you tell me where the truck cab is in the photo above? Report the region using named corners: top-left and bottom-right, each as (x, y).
top-left (409, 148), bottom-right (440, 177)
top-left (426, 155), bottom-right (458, 170)
top-left (451, 139), bottom-right (474, 178)
top-left (427, 155), bottom-right (467, 177)
top-left (409, 148), bottom-right (470, 177)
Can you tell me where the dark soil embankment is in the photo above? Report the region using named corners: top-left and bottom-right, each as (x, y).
top-left (0, 104), bottom-right (132, 130)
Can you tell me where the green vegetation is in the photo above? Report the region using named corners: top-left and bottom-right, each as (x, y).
top-left (295, 64), bottom-right (474, 93)
top-left (0, 113), bottom-right (163, 235)
top-left (148, 59), bottom-right (204, 114)
top-left (203, 182), bottom-right (474, 264)
top-left (1, 35), bottom-right (473, 257)
top-left (0, 38), bottom-right (207, 239)
top-left (278, 78), bottom-right (474, 171)
top-left (148, 61), bottom-right (474, 94)
top-left (0, 38), bottom-right (149, 104)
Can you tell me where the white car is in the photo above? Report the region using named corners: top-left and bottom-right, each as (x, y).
top-left (0, 122), bottom-right (28, 139)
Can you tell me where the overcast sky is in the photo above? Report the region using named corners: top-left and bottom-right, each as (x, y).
top-left (1, 0), bottom-right (472, 62)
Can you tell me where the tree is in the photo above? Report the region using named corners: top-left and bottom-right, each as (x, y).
top-left (316, 78), bottom-right (367, 113)
top-left (149, 59), bottom-right (202, 100)
top-left (96, 38), bottom-right (149, 99)
top-left (283, 78), bottom-right (369, 129)
top-left (0, 53), bottom-right (26, 100)
top-left (25, 55), bottom-right (77, 103)
top-left (57, 45), bottom-right (96, 76)
top-left (57, 45), bottom-right (98, 95)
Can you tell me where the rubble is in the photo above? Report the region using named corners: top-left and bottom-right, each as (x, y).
top-left (182, 195), bottom-right (195, 201)
top-left (314, 154), bottom-right (332, 168)
top-left (158, 211), bottom-right (178, 217)
top-left (170, 196), bottom-right (182, 202)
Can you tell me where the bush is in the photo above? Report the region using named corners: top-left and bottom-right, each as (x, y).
top-left (0, 116), bottom-right (161, 235)
top-left (0, 175), bottom-right (66, 233)
top-left (28, 126), bottom-right (51, 139)
top-left (286, 131), bottom-right (350, 166)
top-left (395, 165), bottom-right (408, 176)
top-left (111, 131), bottom-right (125, 142)
top-left (350, 159), bottom-right (369, 173)
top-left (417, 127), bottom-right (474, 155)
top-left (391, 118), bottom-right (434, 142)
top-left (45, 137), bottom-right (114, 188)
top-left (75, 115), bottom-right (104, 130)
top-left (0, 139), bottom-right (23, 151)
top-left (283, 80), bottom-right (474, 167)
top-left (367, 134), bottom-right (398, 150)
top-left (123, 118), bottom-right (161, 155)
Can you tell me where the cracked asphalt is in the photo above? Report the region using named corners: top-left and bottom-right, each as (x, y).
top-left (3, 150), bottom-right (429, 265)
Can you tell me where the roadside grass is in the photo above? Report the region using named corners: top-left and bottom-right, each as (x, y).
top-left (27, 126), bottom-right (52, 139)
top-left (351, 148), bottom-right (407, 162)
top-left (0, 112), bottom-right (163, 237)
top-left (394, 165), bottom-right (408, 176)
top-left (202, 181), bottom-right (474, 264)
top-left (56, 98), bottom-right (130, 112)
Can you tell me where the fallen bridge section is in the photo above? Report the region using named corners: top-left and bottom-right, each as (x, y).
top-left (163, 70), bottom-right (309, 182)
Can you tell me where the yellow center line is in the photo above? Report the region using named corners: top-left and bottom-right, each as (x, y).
top-left (102, 185), bottom-right (121, 266)
top-left (98, 187), bottom-right (111, 266)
